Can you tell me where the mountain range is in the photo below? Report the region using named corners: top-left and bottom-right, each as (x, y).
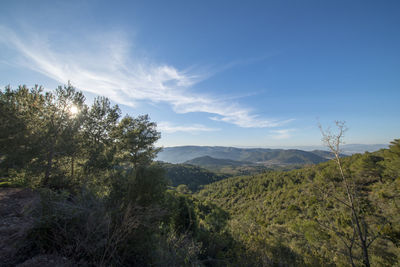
top-left (157, 144), bottom-right (388, 165)
top-left (157, 146), bottom-right (341, 165)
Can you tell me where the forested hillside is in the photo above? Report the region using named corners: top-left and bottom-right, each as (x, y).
top-left (183, 156), bottom-right (274, 176)
top-left (155, 161), bottom-right (229, 191)
top-left (197, 142), bottom-right (400, 266)
top-left (1, 84), bottom-right (399, 266)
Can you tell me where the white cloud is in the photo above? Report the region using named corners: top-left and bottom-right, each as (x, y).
top-left (157, 122), bottom-right (219, 134)
top-left (269, 129), bottom-right (296, 140)
top-left (0, 26), bottom-right (292, 128)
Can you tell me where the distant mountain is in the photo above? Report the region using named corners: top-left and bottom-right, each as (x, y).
top-left (157, 146), bottom-right (245, 164)
top-left (309, 150), bottom-right (338, 159)
top-left (277, 144), bottom-right (388, 155)
top-left (340, 144), bottom-right (388, 154)
top-left (185, 156), bottom-right (252, 167)
top-left (157, 146), bottom-right (334, 165)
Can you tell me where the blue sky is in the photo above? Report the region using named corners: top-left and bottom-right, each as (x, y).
top-left (1, 0), bottom-right (399, 147)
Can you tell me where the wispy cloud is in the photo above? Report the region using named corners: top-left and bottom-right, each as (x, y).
top-left (0, 26), bottom-right (291, 128)
top-left (157, 122), bottom-right (219, 134)
top-left (269, 129), bottom-right (296, 140)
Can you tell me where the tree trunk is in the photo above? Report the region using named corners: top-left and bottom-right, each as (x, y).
top-left (71, 155), bottom-right (74, 179)
top-left (361, 238), bottom-right (370, 267)
top-left (43, 143), bottom-right (54, 186)
top-left (348, 250), bottom-right (355, 267)
top-left (351, 205), bottom-right (370, 267)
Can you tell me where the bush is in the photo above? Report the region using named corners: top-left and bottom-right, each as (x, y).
top-left (26, 189), bottom-right (110, 265)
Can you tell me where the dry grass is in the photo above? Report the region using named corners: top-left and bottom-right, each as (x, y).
top-left (0, 188), bottom-right (38, 266)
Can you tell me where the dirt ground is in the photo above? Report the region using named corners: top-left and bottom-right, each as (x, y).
top-left (0, 188), bottom-right (74, 267)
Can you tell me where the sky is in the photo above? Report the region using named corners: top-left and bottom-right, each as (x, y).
top-left (1, 0), bottom-right (399, 147)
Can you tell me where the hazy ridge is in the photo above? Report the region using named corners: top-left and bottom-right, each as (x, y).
top-left (156, 145), bottom-right (354, 164)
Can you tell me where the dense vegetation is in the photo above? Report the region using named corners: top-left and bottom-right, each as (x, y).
top-left (183, 155), bottom-right (303, 176)
top-left (1, 84), bottom-right (399, 266)
top-left (197, 142), bottom-right (400, 266)
top-left (0, 85), bottom-right (242, 266)
top-left (155, 161), bottom-right (229, 191)
top-left (185, 155), bottom-right (253, 167)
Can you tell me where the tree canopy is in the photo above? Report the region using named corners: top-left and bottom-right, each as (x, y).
top-left (1, 85), bottom-right (399, 266)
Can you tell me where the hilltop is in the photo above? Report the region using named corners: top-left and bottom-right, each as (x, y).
top-left (157, 146), bottom-right (338, 165)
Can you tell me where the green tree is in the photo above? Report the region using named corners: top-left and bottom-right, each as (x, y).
top-left (41, 84), bottom-right (85, 186)
top-left (80, 96), bottom-right (121, 173)
top-left (381, 139), bottom-right (400, 180)
top-left (318, 121), bottom-right (389, 267)
top-left (0, 85), bottom-right (44, 174)
top-left (113, 114), bottom-right (161, 168)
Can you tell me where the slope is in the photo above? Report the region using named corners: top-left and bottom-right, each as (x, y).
top-left (195, 143), bottom-right (400, 266)
top-left (157, 146), bottom-right (331, 165)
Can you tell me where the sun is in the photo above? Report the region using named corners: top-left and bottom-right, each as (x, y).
top-left (69, 105), bottom-right (79, 116)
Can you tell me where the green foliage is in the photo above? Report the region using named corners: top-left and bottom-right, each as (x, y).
top-left (0, 84), bottom-right (86, 187)
top-left (1, 84), bottom-right (256, 266)
top-left (157, 161), bottom-right (229, 191)
top-left (0, 85), bottom-right (162, 191)
top-left (80, 96), bottom-right (121, 174)
top-left (0, 85), bottom-right (45, 176)
top-left (162, 189), bottom-right (253, 265)
top-left (196, 146), bottom-right (400, 266)
top-left (113, 114), bottom-right (161, 167)
top-left (108, 165), bottom-right (167, 208)
top-left (184, 155), bottom-right (284, 176)
top-left (3, 84), bottom-right (399, 266)
top-left (381, 139), bottom-right (400, 180)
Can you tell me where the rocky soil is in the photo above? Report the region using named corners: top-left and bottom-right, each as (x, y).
top-left (0, 188), bottom-right (74, 267)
